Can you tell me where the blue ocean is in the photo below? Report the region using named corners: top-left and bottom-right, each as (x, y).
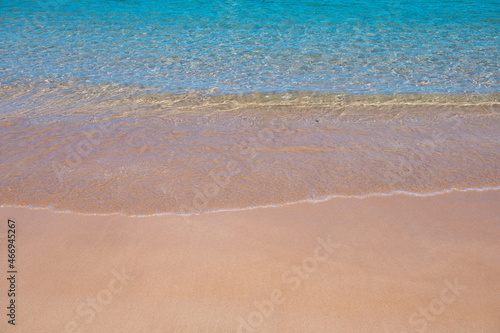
top-left (1, 0), bottom-right (499, 94)
top-left (0, 0), bottom-right (499, 215)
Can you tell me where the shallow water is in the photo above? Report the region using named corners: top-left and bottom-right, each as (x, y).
top-left (1, 89), bottom-right (499, 215)
top-left (1, 0), bottom-right (499, 94)
top-left (0, 0), bottom-right (499, 214)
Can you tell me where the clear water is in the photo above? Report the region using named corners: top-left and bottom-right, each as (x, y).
top-left (1, 0), bottom-right (499, 94)
top-left (1, 0), bottom-right (499, 215)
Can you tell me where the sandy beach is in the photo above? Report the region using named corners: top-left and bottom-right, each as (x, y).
top-left (1, 189), bottom-right (499, 332)
top-left (2, 1), bottom-right (500, 332)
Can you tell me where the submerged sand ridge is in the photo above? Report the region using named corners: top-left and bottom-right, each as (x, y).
top-left (0, 89), bottom-right (499, 215)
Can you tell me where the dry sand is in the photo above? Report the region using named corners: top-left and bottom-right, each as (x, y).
top-left (1, 190), bottom-right (499, 332)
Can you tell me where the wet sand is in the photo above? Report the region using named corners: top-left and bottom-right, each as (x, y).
top-left (1, 91), bottom-right (499, 215)
top-left (1, 189), bottom-right (499, 332)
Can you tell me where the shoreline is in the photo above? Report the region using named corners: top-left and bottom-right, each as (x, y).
top-left (2, 99), bottom-right (499, 215)
top-left (1, 185), bottom-right (500, 218)
top-left (1, 190), bottom-right (499, 332)
top-left (2, 1), bottom-right (499, 331)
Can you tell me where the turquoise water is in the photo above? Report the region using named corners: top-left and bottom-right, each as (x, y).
top-left (1, 0), bottom-right (499, 94)
top-left (1, 0), bottom-right (500, 215)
